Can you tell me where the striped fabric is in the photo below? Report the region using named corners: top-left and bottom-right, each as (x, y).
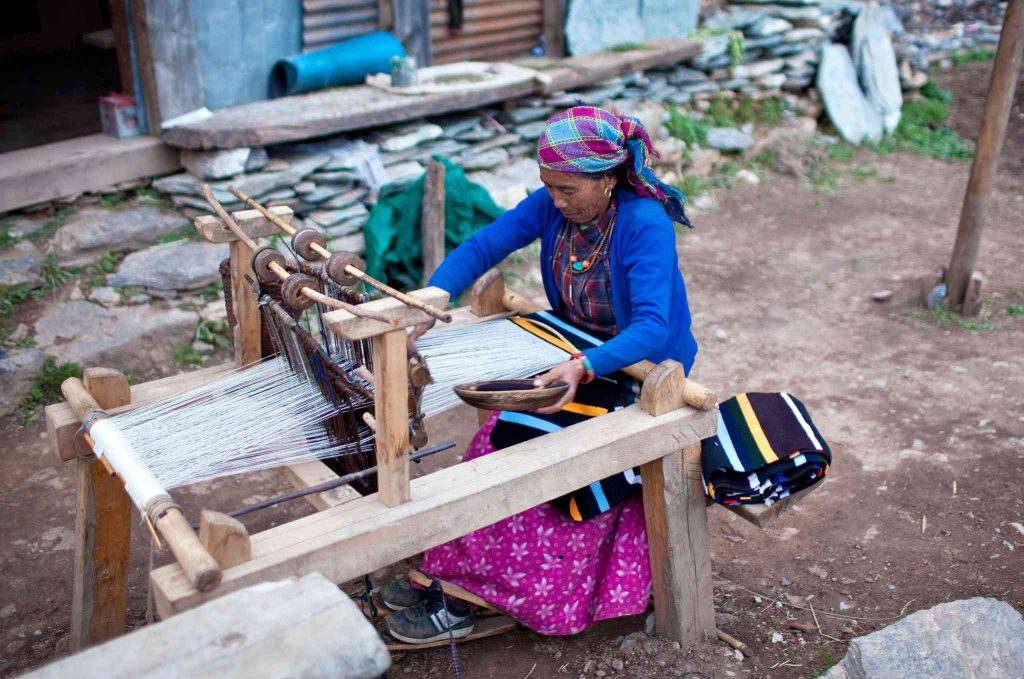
top-left (701, 392), bottom-right (830, 506)
top-left (488, 310), bottom-right (642, 522)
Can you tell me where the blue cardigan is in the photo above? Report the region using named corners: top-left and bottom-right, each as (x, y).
top-left (428, 186), bottom-right (698, 376)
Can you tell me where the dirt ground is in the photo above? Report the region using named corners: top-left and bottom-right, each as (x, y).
top-left (1, 61), bottom-right (1022, 678)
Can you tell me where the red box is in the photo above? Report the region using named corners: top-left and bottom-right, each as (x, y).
top-left (99, 93), bottom-right (140, 139)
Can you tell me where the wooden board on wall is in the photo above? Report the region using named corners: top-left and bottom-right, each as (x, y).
top-left (429, 0), bottom-right (543, 64)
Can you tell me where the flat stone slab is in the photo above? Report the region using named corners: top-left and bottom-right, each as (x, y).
top-left (34, 300), bottom-right (198, 372)
top-left (0, 241), bottom-right (43, 287)
top-left (823, 598), bottom-right (1024, 679)
top-left (0, 348), bottom-right (45, 418)
top-left (109, 241), bottom-right (229, 292)
top-left (53, 207), bottom-right (189, 266)
top-left (818, 43), bottom-right (883, 144)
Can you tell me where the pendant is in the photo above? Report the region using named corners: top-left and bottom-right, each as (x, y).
top-left (571, 261), bottom-right (584, 272)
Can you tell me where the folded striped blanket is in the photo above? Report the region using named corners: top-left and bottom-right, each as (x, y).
top-left (701, 392), bottom-right (830, 506)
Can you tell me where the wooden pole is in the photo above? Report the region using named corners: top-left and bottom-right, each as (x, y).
top-left (420, 159), bottom-right (446, 286)
top-left (372, 330), bottom-right (412, 507)
top-left (71, 368), bottom-right (132, 650)
top-left (542, 0), bottom-right (567, 58)
top-left (945, 0), bottom-right (1024, 309)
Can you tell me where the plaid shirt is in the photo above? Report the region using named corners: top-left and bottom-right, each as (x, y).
top-left (552, 199), bottom-right (618, 335)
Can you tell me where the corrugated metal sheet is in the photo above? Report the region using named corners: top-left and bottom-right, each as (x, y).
top-left (302, 0), bottom-right (382, 52)
top-left (430, 0), bottom-right (543, 64)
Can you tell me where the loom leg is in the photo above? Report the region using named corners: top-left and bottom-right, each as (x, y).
top-left (641, 443), bottom-right (716, 646)
top-left (71, 369), bottom-right (132, 650)
top-left (372, 329), bottom-right (411, 506)
top-left (230, 238), bottom-right (261, 366)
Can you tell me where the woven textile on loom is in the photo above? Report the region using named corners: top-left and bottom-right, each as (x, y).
top-left (487, 310), bottom-right (642, 522)
top-left (701, 392), bottom-right (830, 506)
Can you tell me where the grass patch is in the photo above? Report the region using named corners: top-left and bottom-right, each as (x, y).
top-left (949, 47), bottom-right (995, 65)
top-left (666, 107), bottom-right (710, 146)
top-left (1006, 304), bottom-right (1024, 317)
top-left (152, 223), bottom-right (202, 246)
top-left (825, 140), bottom-right (856, 162)
top-left (172, 343), bottom-right (207, 370)
top-left (864, 88), bottom-right (973, 161)
top-left (81, 250), bottom-right (125, 290)
top-left (37, 253), bottom-right (74, 295)
top-left (850, 165), bottom-right (878, 181)
top-left (608, 42), bottom-right (646, 52)
top-left (134, 187), bottom-right (173, 209)
top-left (20, 356), bottom-right (83, 421)
top-left (0, 224), bottom-right (18, 250)
top-left (200, 281), bottom-right (223, 303)
top-left (194, 319), bottom-right (232, 349)
top-left (27, 207), bottom-right (74, 245)
top-left (98, 193), bottom-right (127, 209)
top-left (920, 81), bottom-right (952, 105)
top-left (675, 175), bottom-right (710, 200)
top-left (905, 306), bottom-right (998, 332)
top-left (809, 164), bottom-right (841, 196)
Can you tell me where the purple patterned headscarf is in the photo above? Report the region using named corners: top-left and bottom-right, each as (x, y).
top-left (537, 106), bottom-right (691, 227)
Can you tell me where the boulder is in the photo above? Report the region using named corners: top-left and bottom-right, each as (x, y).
top-left (53, 208), bottom-right (190, 266)
top-left (0, 348), bottom-right (45, 418)
top-left (108, 241), bottom-right (229, 292)
top-left (707, 127), bottom-right (755, 152)
top-left (88, 286), bottom-right (121, 306)
top-left (0, 241), bottom-right (43, 287)
top-left (823, 598), bottom-right (1024, 679)
top-left (180, 148), bottom-right (263, 180)
top-left (817, 43), bottom-right (883, 144)
top-left (34, 301), bottom-right (198, 375)
top-left (852, 2), bottom-right (902, 133)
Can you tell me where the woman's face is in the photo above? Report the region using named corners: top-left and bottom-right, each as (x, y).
top-left (540, 167), bottom-right (616, 224)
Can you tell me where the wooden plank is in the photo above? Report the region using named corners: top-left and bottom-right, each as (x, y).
top-left (420, 159), bottom-right (446, 285)
top-left (323, 287), bottom-right (450, 340)
top-left (543, 0), bottom-right (566, 58)
top-left (372, 330), bottom-right (411, 507)
top-left (194, 206), bottom-right (292, 243)
top-left (108, 0), bottom-right (135, 95)
top-left (151, 402), bottom-right (716, 615)
top-left (723, 480), bottom-right (822, 530)
top-left (945, 0), bottom-right (1023, 308)
top-left (640, 444), bottom-right (715, 645)
top-left (28, 574), bottom-right (390, 679)
top-left (70, 369), bottom-right (133, 650)
top-left (229, 238), bottom-right (262, 366)
top-left (128, 0), bottom-right (204, 129)
top-left (280, 462), bottom-right (363, 511)
top-left (47, 362), bottom-right (237, 463)
top-left (0, 134), bottom-right (179, 214)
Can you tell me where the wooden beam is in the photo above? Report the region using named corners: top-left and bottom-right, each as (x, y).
top-left (151, 402), bottom-right (716, 615)
top-left (28, 574), bottom-right (391, 679)
top-left (199, 511), bottom-right (252, 568)
top-left (323, 287), bottom-right (450, 340)
top-left (128, 0), bottom-right (204, 130)
top-left (372, 330), bottom-right (411, 507)
top-left (108, 0), bottom-right (135, 95)
top-left (945, 0), bottom-right (1024, 308)
top-left (193, 206), bottom-right (292, 244)
top-left (420, 159), bottom-right (446, 286)
top-left (280, 462), bottom-right (362, 511)
top-left (229, 238), bottom-right (262, 366)
top-left (640, 444), bottom-right (716, 645)
top-left (71, 369), bottom-right (133, 650)
top-left (542, 0), bottom-right (566, 57)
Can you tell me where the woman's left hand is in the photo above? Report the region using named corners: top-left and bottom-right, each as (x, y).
top-left (532, 360), bottom-right (586, 415)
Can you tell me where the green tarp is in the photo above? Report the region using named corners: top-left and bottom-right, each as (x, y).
top-left (364, 157), bottom-right (506, 289)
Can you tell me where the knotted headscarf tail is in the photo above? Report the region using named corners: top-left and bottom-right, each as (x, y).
top-left (537, 106), bottom-right (692, 228)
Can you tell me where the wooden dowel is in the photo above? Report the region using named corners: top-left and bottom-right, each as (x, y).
top-left (299, 286), bottom-right (396, 324)
top-left (362, 412), bottom-right (377, 431)
top-left (231, 187), bottom-right (452, 323)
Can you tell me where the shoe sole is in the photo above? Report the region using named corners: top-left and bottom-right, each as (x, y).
top-left (387, 624), bottom-right (475, 645)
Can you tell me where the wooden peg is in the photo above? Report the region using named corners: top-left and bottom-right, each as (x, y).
top-left (199, 510), bottom-right (252, 568)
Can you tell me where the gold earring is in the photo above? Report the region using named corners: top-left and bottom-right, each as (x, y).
top-left (604, 184), bottom-right (613, 198)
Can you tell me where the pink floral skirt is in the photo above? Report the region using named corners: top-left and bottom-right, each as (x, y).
top-left (418, 412), bottom-right (652, 635)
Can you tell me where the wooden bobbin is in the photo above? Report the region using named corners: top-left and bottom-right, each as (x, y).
top-left (252, 246), bottom-right (287, 285)
top-left (291, 228), bottom-right (327, 262)
top-left (281, 273), bottom-right (318, 311)
top-left (326, 251), bottom-right (365, 287)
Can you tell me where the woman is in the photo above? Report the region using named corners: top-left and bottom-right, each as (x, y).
top-left (381, 105), bottom-right (698, 644)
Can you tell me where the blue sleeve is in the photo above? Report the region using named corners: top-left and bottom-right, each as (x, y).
top-left (428, 188), bottom-right (552, 298)
top-left (585, 209), bottom-right (676, 376)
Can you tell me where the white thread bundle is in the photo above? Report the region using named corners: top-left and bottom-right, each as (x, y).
top-left (106, 319), bottom-right (567, 490)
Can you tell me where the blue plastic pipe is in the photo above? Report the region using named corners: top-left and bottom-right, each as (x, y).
top-left (270, 31), bottom-right (406, 97)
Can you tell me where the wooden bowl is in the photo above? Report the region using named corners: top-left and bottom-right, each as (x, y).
top-left (453, 379), bottom-right (570, 412)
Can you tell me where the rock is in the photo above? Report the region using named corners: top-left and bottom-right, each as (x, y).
top-left (748, 16), bottom-right (794, 36)
top-left (736, 169), bottom-right (761, 184)
top-left (109, 241), bottom-right (229, 292)
top-left (755, 73), bottom-right (787, 88)
top-left (3, 216), bottom-right (49, 239)
top-left (308, 203), bottom-right (369, 228)
top-left (467, 157), bottom-right (543, 210)
top-left (457, 148), bottom-right (510, 172)
top-left (707, 128), bottom-right (754, 152)
top-left (0, 241), bottom-right (43, 287)
top-left (688, 147), bottom-right (722, 177)
top-left (513, 120), bottom-right (549, 141)
top-left (504, 106), bottom-right (553, 125)
top-left (88, 286), bottom-right (121, 306)
top-left (733, 649), bottom-right (744, 661)
top-left (871, 289), bottom-right (893, 302)
top-left (294, 181), bottom-right (316, 195)
top-left (852, 2), bottom-right (902, 133)
top-left (53, 207), bottom-right (190, 266)
top-left (564, 1), bottom-right (644, 55)
top-left (781, 575), bottom-right (792, 587)
top-left (180, 148), bottom-right (263, 180)
top-left (440, 115), bottom-right (482, 139)
top-left (704, 9), bottom-right (764, 30)
top-left (9, 323), bottom-right (28, 342)
top-left (743, 34), bottom-right (785, 50)
top-left (668, 67), bottom-right (711, 85)
top-left (34, 301), bottom-right (198, 373)
top-left (320, 187), bottom-right (367, 209)
top-left (611, 658), bottom-right (624, 672)
top-left (732, 59), bottom-right (786, 78)
top-left (379, 124), bottom-right (444, 152)
top-left (0, 348), bottom-right (45, 417)
top-left (639, 0), bottom-right (700, 40)
top-left (817, 43), bottom-right (883, 144)
top-left (644, 613), bottom-right (656, 636)
top-left (244, 148), bottom-right (270, 172)
top-left (302, 184), bottom-right (353, 205)
top-left (823, 598), bottom-right (1024, 679)
top-left (383, 161), bottom-right (425, 188)
top-left (899, 61), bottom-right (928, 90)
top-left (323, 217), bottom-right (367, 239)
top-left (808, 564), bottom-right (829, 579)
top-left (455, 125), bottom-right (498, 143)
top-left (231, 154), bottom-right (331, 202)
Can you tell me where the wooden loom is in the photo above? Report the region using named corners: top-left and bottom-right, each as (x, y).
top-left (45, 205), bottom-right (814, 654)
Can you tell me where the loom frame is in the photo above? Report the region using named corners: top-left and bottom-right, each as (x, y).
top-left (45, 207), bottom-right (813, 653)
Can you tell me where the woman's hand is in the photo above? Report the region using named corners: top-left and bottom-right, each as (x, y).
top-left (407, 319), bottom-right (436, 351)
top-left (532, 360), bottom-right (586, 415)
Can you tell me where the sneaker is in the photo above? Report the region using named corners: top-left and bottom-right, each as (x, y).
top-left (385, 594), bottom-right (476, 644)
top-left (377, 578), bottom-right (428, 611)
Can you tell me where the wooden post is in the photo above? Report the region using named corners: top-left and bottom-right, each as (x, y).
top-left (640, 444), bottom-right (716, 645)
top-left (372, 330), bottom-right (411, 506)
top-left (108, 0), bottom-right (135, 95)
top-left (71, 368), bottom-right (132, 650)
top-left (421, 159), bottom-right (446, 286)
top-left (230, 239), bottom-right (262, 366)
top-left (469, 269), bottom-right (507, 317)
top-left (543, 0), bottom-right (567, 57)
top-left (945, 0), bottom-right (1024, 309)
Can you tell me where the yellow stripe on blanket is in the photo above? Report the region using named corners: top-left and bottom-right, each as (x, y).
top-left (509, 317), bottom-right (577, 355)
top-left (562, 402), bottom-right (608, 417)
top-left (568, 497), bottom-right (583, 521)
top-left (736, 393), bottom-right (779, 463)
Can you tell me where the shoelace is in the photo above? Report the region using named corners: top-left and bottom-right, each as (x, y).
top-left (428, 578), bottom-right (464, 679)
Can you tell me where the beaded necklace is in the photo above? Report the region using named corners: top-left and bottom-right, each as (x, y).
top-left (568, 204), bottom-right (616, 274)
